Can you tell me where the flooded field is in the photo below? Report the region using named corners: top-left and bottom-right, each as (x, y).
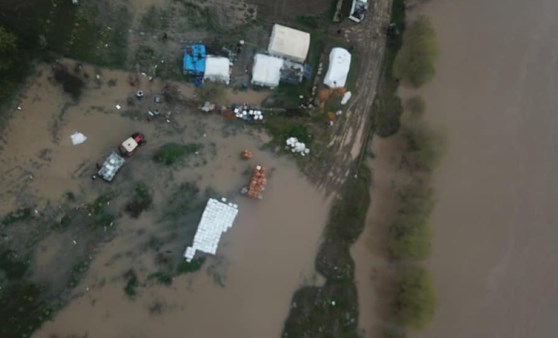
top-left (408, 0), bottom-right (558, 336)
top-left (0, 61), bottom-right (331, 337)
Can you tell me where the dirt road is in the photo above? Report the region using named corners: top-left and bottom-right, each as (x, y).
top-left (312, 0), bottom-right (393, 192)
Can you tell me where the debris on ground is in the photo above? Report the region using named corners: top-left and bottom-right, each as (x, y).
top-left (241, 165), bottom-right (267, 199)
top-left (70, 132), bottom-right (87, 145)
top-left (241, 149), bottom-right (253, 160)
top-left (286, 137), bottom-right (311, 156)
top-left (200, 101), bottom-right (216, 112)
top-left (341, 91), bottom-right (352, 105)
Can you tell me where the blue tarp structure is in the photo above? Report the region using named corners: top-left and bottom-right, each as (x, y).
top-left (183, 45), bottom-right (206, 75)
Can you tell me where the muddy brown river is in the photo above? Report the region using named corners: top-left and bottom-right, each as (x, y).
top-left (408, 0), bottom-right (558, 337)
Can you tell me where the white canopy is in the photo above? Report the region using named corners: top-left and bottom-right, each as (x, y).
top-left (268, 24), bottom-right (310, 63)
top-left (323, 48), bottom-right (352, 88)
top-left (204, 56), bottom-right (230, 84)
top-left (251, 54), bottom-right (284, 88)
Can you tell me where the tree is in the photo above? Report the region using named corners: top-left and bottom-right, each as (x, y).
top-left (0, 25), bottom-right (17, 72)
top-left (392, 266), bottom-right (437, 330)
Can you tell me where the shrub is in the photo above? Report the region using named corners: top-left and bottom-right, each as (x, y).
top-left (392, 266), bottom-right (436, 330)
top-left (394, 16), bottom-right (439, 87)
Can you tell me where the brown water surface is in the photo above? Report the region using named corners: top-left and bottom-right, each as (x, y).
top-left (409, 0), bottom-right (558, 336)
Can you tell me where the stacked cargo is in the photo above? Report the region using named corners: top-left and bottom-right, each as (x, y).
top-left (183, 198), bottom-right (239, 262)
top-left (245, 165), bottom-right (267, 199)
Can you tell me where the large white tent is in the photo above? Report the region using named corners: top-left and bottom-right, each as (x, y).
top-left (251, 54), bottom-right (284, 88)
top-left (268, 24), bottom-right (311, 63)
top-left (203, 56), bottom-right (230, 84)
top-left (323, 47), bottom-right (352, 88)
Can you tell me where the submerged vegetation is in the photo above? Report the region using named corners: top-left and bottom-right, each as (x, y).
top-left (392, 266), bottom-right (436, 330)
top-left (153, 143), bottom-right (202, 166)
top-left (394, 16), bottom-right (439, 87)
top-left (125, 182), bottom-right (153, 218)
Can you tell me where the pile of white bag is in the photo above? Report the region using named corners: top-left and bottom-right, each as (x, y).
top-left (234, 107), bottom-right (264, 121)
top-left (286, 137), bottom-right (310, 156)
top-left (184, 198), bottom-right (239, 262)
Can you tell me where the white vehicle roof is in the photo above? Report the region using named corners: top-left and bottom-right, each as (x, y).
top-left (98, 152), bottom-right (125, 182)
top-left (121, 137), bottom-right (138, 153)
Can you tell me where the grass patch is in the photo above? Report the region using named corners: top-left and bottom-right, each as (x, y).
top-left (125, 182), bottom-right (153, 218)
top-left (174, 0), bottom-right (221, 33)
top-left (2, 207), bottom-right (33, 226)
top-left (0, 281), bottom-right (53, 338)
top-left (163, 182), bottom-right (202, 220)
top-left (392, 266), bottom-right (436, 330)
top-left (176, 257), bottom-right (205, 275)
top-left (124, 270), bottom-right (139, 297)
top-left (196, 82), bottom-right (226, 103)
top-left (0, 249), bottom-right (29, 279)
top-left (263, 116), bottom-right (312, 148)
top-left (67, 260), bottom-right (90, 288)
top-left (84, 192), bottom-right (117, 229)
top-left (147, 272), bottom-right (173, 285)
top-left (140, 5), bottom-right (171, 31)
top-left (153, 143), bottom-right (201, 166)
top-left (294, 16), bottom-right (320, 30)
top-left (394, 16), bottom-right (439, 88)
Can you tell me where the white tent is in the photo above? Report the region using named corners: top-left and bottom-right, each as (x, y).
top-left (323, 48), bottom-right (352, 88)
top-left (251, 54), bottom-right (284, 88)
top-left (268, 24), bottom-right (311, 63)
top-left (204, 56), bottom-right (230, 84)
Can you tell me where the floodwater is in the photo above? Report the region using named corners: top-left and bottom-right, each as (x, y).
top-left (352, 136), bottom-right (405, 337)
top-left (0, 61), bottom-right (331, 337)
top-left (408, 0), bottom-right (558, 337)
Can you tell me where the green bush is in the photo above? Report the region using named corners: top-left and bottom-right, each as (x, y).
top-left (153, 143), bottom-right (201, 166)
top-left (392, 266), bottom-right (436, 330)
top-left (394, 16), bottom-right (439, 87)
